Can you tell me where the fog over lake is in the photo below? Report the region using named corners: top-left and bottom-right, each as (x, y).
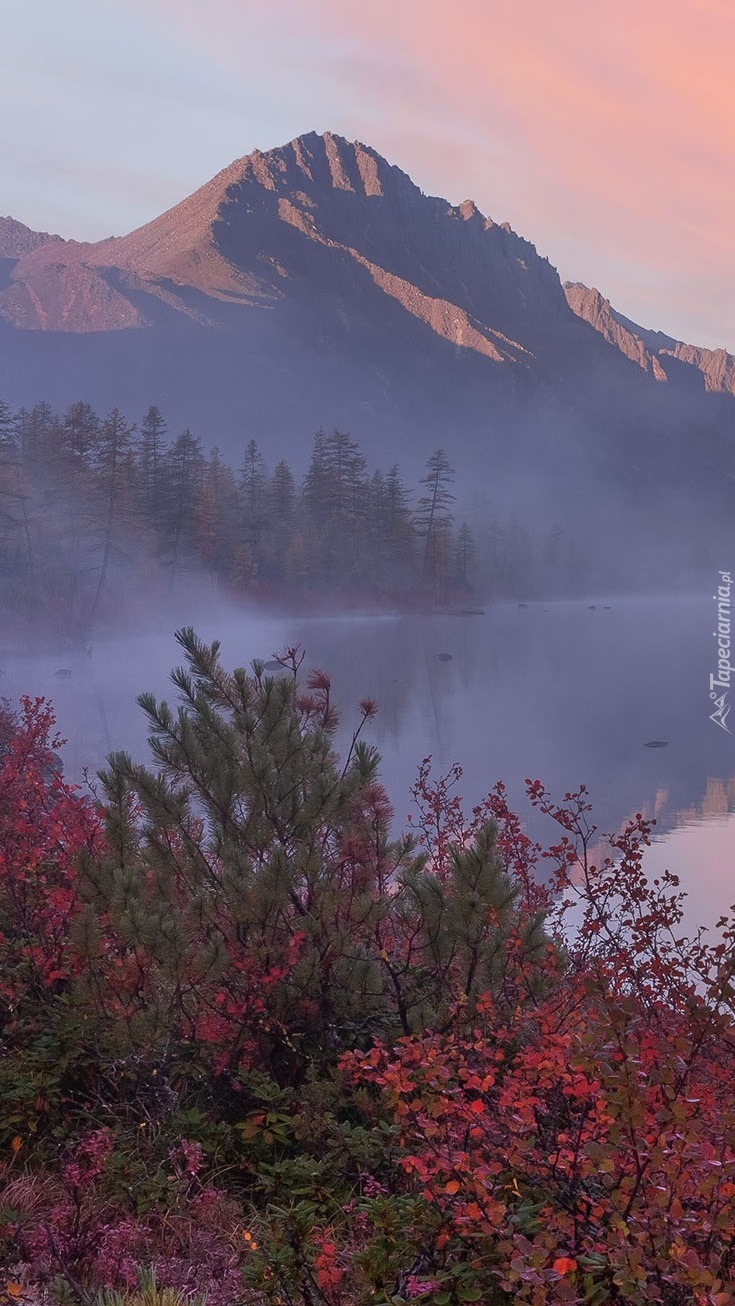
top-left (3, 593), bottom-right (733, 926)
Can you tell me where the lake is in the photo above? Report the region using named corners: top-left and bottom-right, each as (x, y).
top-left (2, 593), bottom-right (734, 929)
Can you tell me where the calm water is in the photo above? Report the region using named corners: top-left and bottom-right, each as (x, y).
top-left (3, 595), bottom-right (734, 927)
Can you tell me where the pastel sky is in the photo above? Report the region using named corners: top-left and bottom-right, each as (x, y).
top-left (3, 0), bottom-right (734, 348)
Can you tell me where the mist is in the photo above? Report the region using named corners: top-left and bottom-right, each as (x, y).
top-left (3, 128), bottom-right (735, 930)
top-left (2, 584), bottom-right (732, 921)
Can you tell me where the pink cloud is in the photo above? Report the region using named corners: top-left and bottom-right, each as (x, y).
top-left (275, 0), bottom-right (735, 343)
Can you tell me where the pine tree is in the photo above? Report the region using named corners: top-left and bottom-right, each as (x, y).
top-left (0, 399), bottom-right (15, 452)
top-left (61, 401), bottom-right (100, 467)
top-left (158, 428), bottom-right (204, 579)
top-left (90, 630), bottom-right (548, 1077)
top-left (303, 429), bottom-right (368, 588)
top-left (366, 465), bottom-right (416, 597)
top-left (87, 407), bottom-right (137, 627)
top-left (415, 448), bottom-right (455, 601)
top-left (138, 405), bottom-right (168, 511)
top-left (237, 438), bottom-right (268, 578)
top-left (17, 400), bottom-right (57, 464)
top-left (455, 521), bottom-right (475, 588)
top-left (0, 401), bottom-right (36, 600)
top-left (260, 458), bottom-right (296, 581)
top-left (197, 447), bottom-right (239, 573)
top-left (95, 629), bottom-right (396, 1072)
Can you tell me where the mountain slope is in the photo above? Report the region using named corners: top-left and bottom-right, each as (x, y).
top-left (0, 133), bottom-right (566, 350)
top-left (0, 216), bottom-right (62, 259)
top-left (0, 131), bottom-right (734, 579)
top-left (565, 281), bottom-right (735, 396)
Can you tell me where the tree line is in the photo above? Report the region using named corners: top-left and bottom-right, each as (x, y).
top-left (0, 397), bottom-right (581, 639)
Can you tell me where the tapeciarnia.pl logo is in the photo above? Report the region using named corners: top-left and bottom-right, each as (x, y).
top-left (710, 570), bottom-right (733, 733)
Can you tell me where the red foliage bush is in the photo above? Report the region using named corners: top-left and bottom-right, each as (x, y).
top-left (3, 672), bottom-right (735, 1304)
top-left (0, 696), bottom-right (98, 1036)
top-left (339, 776), bottom-right (735, 1304)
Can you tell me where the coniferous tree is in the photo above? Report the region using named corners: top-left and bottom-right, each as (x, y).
top-left (261, 458), bottom-right (296, 581)
top-left (158, 428), bottom-right (204, 579)
top-left (138, 405), bottom-right (168, 512)
top-left (0, 401), bottom-right (36, 598)
top-left (90, 629), bottom-right (544, 1076)
top-left (18, 400), bottom-right (57, 465)
top-left (236, 439), bottom-right (268, 582)
top-left (415, 448), bottom-right (455, 600)
top-left (303, 429), bottom-right (368, 587)
top-left (0, 399), bottom-right (15, 451)
top-left (87, 407), bottom-right (137, 627)
top-left (197, 447), bottom-right (239, 574)
top-left (61, 400), bottom-right (100, 467)
top-left (455, 521), bottom-right (475, 588)
top-left (322, 429), bottom-right (368, 584)
top-left (378, 463), bottom-right (415, 594)
top-left (94, 630), bottom-right (397, 1070)
top-left (0, 391), bottom-right (591, 623)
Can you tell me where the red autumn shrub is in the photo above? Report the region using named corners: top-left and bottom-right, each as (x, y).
top-left (338, 777), bottom-right (735, 1305)
top-left (0, 695), bottom-right (98, 1041)
top-left (4, 642), bottom-right (735, 1306)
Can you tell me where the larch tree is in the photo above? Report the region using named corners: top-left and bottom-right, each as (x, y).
top-left (415, 448), bottom-right (455, 601)
top-left (455, 521), bottom-right (475, 588)
top-left (158, 428), bottom-right (205, 580)
top-left (88, 407), bottom-right (137, 627)
top-left (138, 405), bottom-right (168, 513)
top-left (236, 438), bottom-right (268, 582)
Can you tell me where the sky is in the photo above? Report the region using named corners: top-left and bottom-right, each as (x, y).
top-left (2, 0), bottom-right (735, 349)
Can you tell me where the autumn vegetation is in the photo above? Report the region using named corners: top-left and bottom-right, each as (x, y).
top-left (1, 631), bottom-right (735, 1304)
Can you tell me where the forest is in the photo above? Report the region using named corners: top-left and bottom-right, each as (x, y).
top-left (0, 398), bottom-right (584, 640)
top-left (1, 630), bottom-right (735, 1305)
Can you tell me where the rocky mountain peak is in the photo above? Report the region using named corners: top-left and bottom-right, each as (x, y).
top-left (0, 132), bottom-right (571, 349)
top-left (0, 216), bottom-right (63, 259)
top-left (2, 129), bottom-right (735, 543)
top-left (237, 132), bottom-right (411, 202)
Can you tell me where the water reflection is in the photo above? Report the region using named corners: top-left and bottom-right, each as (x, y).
top-left (2, 595), bottom-right (734, 916)
top-left (644, 806), bottom-right (735, 935)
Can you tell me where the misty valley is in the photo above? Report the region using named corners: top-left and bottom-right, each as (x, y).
top-left (4, 128), bottom-right (735, 1304)
top-left (0, 396), bottom-right (664, 638)
top-left (2, 391), bottom-right (734, 932)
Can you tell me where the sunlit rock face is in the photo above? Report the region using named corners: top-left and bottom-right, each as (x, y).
top-left (0, 215), bottom-right (63, 259)
top-left (565, 280), bottom-right (735, 396)
top-left (1, 130), bottom-right (735, 556)
top-left (0, 132), bottom-right (567, 349)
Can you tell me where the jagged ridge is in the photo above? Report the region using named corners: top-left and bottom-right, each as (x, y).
top-left (565, 281), bottom-right (735, 397)
top-left (0, 132), bottom-right (565, 354)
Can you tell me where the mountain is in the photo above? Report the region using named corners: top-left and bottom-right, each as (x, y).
top-left (0, 136), bottom-right (571, 345)
top-left (565, 282), bottom-right (735, 396)
top-left (0, 216), bottom-right (62, 260)
top-left (0, 216), bottom-right (63, 306)
top-left (1, 131), bottom-right (734, 579)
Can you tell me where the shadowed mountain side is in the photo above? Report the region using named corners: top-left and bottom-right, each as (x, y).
top-left (1, 131), bottom-right (735, 557)
top-left (0, 216), bottom-right (66, 301)
top-left (0, 296), bottom-right (558, 481)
